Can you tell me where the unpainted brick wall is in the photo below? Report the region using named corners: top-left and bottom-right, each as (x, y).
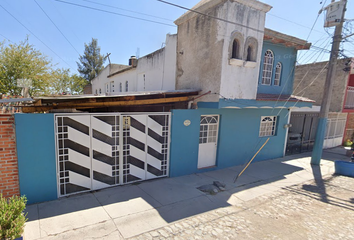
top-left (0, 114), bottom-right (20, 198)
top-left (294, 58), bottom-right (350, 112)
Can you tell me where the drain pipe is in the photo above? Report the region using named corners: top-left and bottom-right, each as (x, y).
top-left (188, 91), bottom-right (212, 109)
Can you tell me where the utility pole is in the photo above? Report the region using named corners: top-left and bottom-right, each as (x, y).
top-left (311, 0), bottom-right (348, 165)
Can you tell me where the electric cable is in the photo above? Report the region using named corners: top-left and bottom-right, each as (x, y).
top-left (0, 2), bottom-right (74, 69)
top-left (0, 33), bottom-right (12, 42)
top-left (82, 0), bottom-right (174, 22)
top-left (34, 0), bottom-right (81, 55)
top-left (54, 0), bottom-right (176, 27)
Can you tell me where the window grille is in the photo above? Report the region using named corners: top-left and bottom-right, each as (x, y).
top-left (261, 50), bottom-right (274, 85)
top-left (274, 62), bottom-right (282, 86)
top-left (259, 116), bottom-right (277, 137)
top-left (199, 116), bottom-right (219, 144)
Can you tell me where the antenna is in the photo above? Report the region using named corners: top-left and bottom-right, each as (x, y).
top-left (106, 53), bottom-right (111, 65)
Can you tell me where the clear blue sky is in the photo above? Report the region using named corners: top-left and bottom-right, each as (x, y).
top-left (1, 0), bottom-right (354, 75)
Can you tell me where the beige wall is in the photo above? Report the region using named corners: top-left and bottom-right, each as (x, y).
top-left (293, 58), bottom-right (350, 112)
top-left (175, 0), bottom-right (270, 103)
top-left (175, 6), bottom-right (223, 103)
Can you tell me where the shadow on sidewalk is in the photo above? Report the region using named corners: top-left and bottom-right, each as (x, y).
top-left (24, 147), bottom-right (346, 238)
top-left (281, 163), bottom-right (354, 212)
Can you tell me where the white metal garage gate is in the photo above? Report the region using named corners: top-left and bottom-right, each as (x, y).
top-left (55, 113), bottom-right (170, 197)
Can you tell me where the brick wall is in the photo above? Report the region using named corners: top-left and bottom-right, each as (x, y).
top-left (0, 114), bottom-right (20, 198)
top-left (294, 58), bottom-right (350, 112)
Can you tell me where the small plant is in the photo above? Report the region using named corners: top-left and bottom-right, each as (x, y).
top-left (0, 194), bottom-right (27, 240)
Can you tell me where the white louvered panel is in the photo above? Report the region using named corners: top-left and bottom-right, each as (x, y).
top-left (146, 154), bottom-right (162, 170)
top-left (67, 126), bottom-right (90, 147)
top-left (131, 115), bottom-right (147, 125)
top-left (68, 116), bottom-right (90, 128)
top-left (92, 180), bottom-right (110, 190)
top-left (148, 117), bottom-right (163, 136)
top-left (130, 127), bottom-right (146, 142)
top-left (91, 116), bottom-right (113, 137)
top-left (68, 149), bottom-right (91, 169)
top-left (92, 159), bottom-right (113, 177)
top-left (68, 171), bottom-right (91, 189)
top-left (147, 136), bottom-right (162, 153)
top-left (92, 138), bottom-right (112, 157)
top-left (130, 145), bottom-right (145, 161)
top-left (129, 164), bottom-right (146, 180)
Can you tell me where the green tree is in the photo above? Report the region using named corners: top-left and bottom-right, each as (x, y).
top-left (0, 38), bottom-right (53, 96)
top-left (48, 69), bottom-right (87, 95)
top-left (77, 38), bottom-right (107, 81)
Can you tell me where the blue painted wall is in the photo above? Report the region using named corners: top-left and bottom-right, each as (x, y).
top-left (170, 108), bottom-right (289, 177)
top-left (15, 114), bottom-right (57, 204)
top-left (257, 41), bottom-right (297, 95)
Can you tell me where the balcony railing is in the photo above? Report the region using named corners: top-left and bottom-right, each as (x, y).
top-left (345, 86), bottom-right (354, 109)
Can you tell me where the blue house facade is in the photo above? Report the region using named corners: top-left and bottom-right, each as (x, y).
top-left (169, 0), bottom-right (313, 177)
top-left (12, 0), bottom-right (314, 204)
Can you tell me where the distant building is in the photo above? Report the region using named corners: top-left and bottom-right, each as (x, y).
top-left (290, 58), bottom-right (353, 152)
top-left (91, 34), bottom-right (177, 95)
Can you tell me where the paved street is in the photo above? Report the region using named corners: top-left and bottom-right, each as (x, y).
top-left (24, 147), bottom-right (354, 240)
top-left (131, 175), bottom-right (354, 240)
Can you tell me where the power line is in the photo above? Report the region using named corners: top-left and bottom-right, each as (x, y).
top-left (48, 0), bottom-right (82, 43)
top-left (82, 0), bottom-right (174, 22)
top-left (156, 0), bottom-right (265, 34)
top-left (0, 2), bottom-right (74, 68)
top-left (0, 33), bottom-right (13, 42)
top-left (267, 13), bottom-right (323, 35)
top-left (54, 0), bottom-right (176, 27)
top-left (304, 0), bottom-right (328, 41)
top-left (34, 0), bottom-right (81, 55)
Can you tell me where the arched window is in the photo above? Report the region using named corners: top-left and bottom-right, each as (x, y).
top-left (99, 88), bottom-right (102, 94)
top-left (125, 81), bottom-right (129, 92)
top-left (231, 39), bottom-right (240, 59)
top-left (244, 37), bottom-right (258, 62)
top-left (274, 62), bottom-right (282, 86)
top-left (95, 89), bottom-right (98, 95)
top-left (229, 32), bottom-right (243, 60)
top-left (119, 83), bottom-right (122, 92)
top-left (247, 46), bottom-right (252, 61)
top-left (261, 50), bottom-right (274, 85)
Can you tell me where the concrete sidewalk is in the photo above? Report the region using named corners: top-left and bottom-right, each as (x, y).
top-left (24, 147), bottom-right (349, 240)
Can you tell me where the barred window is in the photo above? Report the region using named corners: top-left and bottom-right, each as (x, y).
top-left (274, 62), bottom-right (282, 86)
top-left (261, 50), bottom-right (274, 85)
top-left (259, 116), bottom-right (277, 137)
top-left (199, 116), bottom-right (219, 144)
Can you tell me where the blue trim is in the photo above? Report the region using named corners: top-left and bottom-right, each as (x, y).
top-left (169, 108), bottom-right (289, 177)
top-left (197, 102), bottom-right (220, 108)
top-left (197, 99), bottom-right (312, 109)
top-left (15, 114), bottom-right (57, 204)
top-left (258, 41), bottom-right (297, 95)
top-left (311, 118), bottom-right (327, 165)
top-left (218, 98), bottom-right (312, 109)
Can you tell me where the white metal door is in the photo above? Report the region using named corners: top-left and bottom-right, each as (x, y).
top-left (56, 113), bottom-right (170, 197)
top-left (122, 114), bottom-right (170, 183)
top-left (198, 115), bottom-right (219, 168)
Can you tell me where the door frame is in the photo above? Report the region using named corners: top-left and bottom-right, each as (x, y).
top-left (197, 114), bottom-right (220, 169)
